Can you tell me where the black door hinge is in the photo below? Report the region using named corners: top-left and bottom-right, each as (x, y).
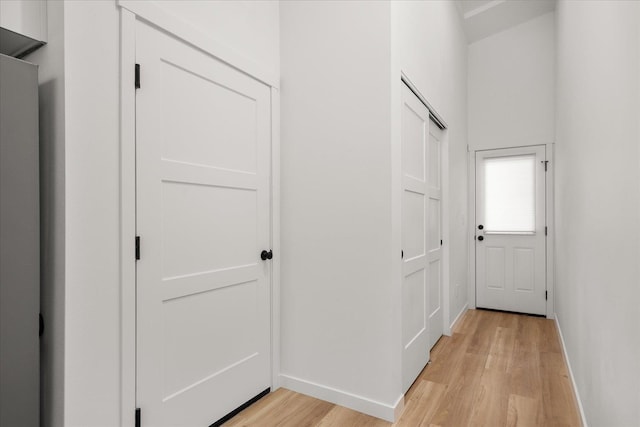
top-left (542, 160), bottom-right (549, 171)
top-left (135, 236), bottom-right (141, 261)
top-left (440, 239), bottom-right (443, 246)
top-left (135, 64), bottom-right (141, 89)
top-left (401, 250), bottom-right (404, 259)
top-left (135, 408), bottom-right (141, 427)
top-left (545, 226), bottom-right (548, 236)
top-left (545, 291), bottom-right (548, 300)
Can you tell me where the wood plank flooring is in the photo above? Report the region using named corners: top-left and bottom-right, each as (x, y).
top-left (224, 309), bottom-right (582, 427)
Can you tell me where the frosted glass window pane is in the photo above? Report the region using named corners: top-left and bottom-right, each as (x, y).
top-left (484, 155), bottom-right (535, 232)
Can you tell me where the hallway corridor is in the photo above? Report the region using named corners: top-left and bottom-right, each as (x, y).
top-left (224, 309), bottom-right (582, 426)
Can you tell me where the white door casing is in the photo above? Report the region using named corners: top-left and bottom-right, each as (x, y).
top-left (427, 121), bottom-right (443, 349)
top-left (401, 83), bottom-right (430, 392)
top-left (475, 146), bottom-right (546, 315)
top-left (135, 20), bottom-right (272, 426)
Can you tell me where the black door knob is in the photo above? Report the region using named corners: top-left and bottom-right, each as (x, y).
top-left (478, 235), bottom-right (484, 241)
top-left (478, 224), bottom-right (484, 230)
top-left (261, 250), bottom-right (273, 260)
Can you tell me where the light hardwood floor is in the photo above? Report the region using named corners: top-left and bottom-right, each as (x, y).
top-left (224, 309), bottom-right (582, 427)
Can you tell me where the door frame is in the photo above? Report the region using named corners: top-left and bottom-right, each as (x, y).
top-left (118, 4), bottom-right (281, 426)
top-left (467, 143), bottom-right (555, 319)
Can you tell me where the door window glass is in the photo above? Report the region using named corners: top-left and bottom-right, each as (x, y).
top-left (484, 155), bottom-right (535, 232)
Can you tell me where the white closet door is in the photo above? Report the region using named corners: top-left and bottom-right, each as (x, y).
top-left (427, 121), bottom-right (443, 350)
top-left (135, 20), bottom-right (272, 426)
top-left (401, 83), bottom-right (430, 392)
top-left (475, 146), bottom-right (546, 315)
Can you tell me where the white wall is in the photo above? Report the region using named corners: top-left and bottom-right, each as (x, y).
top-left (149, 0), bottom-right (279, 76)
top-left (0, 0), bottom-right (47, 42)
top-left (63, 1), bottom-right (121, 425)
top-left (392, 0), bottom-right (469, 330)
top-left (24, 1), bottom-right (281, 425)
top-left (279, 0), bottom-right (398, 414)
top-left (555, 1), bottom-right (640, 425)
top-left (23, 2), bottom-right (65, 426)
top-left (280, 1), bottom-right (468, 419)
top-left (468, 12), bottom-right (555, 150)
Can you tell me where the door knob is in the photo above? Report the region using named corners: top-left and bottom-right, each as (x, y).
top-left (478, 224), bottom-right (484, 230)
top-left (261, 250), bottom-right (273, 261)
top-left (477, 236), bottom-right (484, 241)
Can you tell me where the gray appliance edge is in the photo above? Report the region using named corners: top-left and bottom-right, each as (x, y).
top-left (0, 53), bottom-right (40, 427)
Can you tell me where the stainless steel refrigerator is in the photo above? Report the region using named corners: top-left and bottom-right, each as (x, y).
top-left (0, 53), bottom-right (39, 427)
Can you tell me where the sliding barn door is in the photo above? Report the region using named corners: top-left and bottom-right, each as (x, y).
top-left (401, 83), bottom-right (431, 392)
top-left (135, 20), bottom-right (272, 426)
top-left (427, 121), bottom-right (443, 350)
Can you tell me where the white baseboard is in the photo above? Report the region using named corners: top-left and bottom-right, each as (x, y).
top-left (554, 316), bottom-right (588, 427)
top-left (279, 374), bottom-right (404, 422)
top-left (448, 303), bottom-right (468, 334)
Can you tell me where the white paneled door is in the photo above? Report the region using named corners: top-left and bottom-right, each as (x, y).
top-left (135, 21), bottom-right (272, 426)
top-left (427, 122), bottom-right (443, 350)
top-left (475, 146), bottom-right (546, 315)
top-left (401, 83), bottom-right (430, 392)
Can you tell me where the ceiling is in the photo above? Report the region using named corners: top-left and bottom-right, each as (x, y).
top-left (455, 0), bottom-right (556, 43)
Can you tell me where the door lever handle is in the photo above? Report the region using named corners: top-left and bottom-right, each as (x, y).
top-left (261, 250), bottom-right (273, 261)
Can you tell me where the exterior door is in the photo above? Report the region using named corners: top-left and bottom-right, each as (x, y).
top-left (475, 146), bottom-right (546, 315)
top-left (135, 20), bottom-right (272, 426)
top-left (401, 83), bottom-right (430, 392)
top-left (427, 121), bottom-right (443, 349)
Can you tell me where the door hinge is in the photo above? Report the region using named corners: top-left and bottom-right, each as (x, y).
top-left (135, 236), bottom-right (141, 261)
top-left (135, 408), bottom-right (141, 427)
top-left (440, 239), bottom-right (443, 246)
top-left (545, 291), bottom-right (548, 300)
top-left (401, 250), bottom-right (404, 259)
top-left (545, 226), bottom-right (548, 236)
top-left (135, 64), bottom-right (141, 89)
top-left (542, 160), bottom-right (549, 171)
